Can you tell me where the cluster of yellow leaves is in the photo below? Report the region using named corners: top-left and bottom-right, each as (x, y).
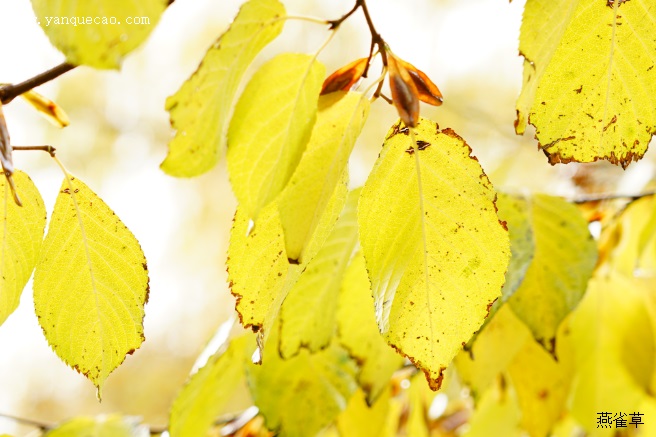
top-left (0, 171), bottom-right (151, 396)
top-left (13, 0), bottom-right (656, 435)
top-left (0, 0), bottom-right (163, 398)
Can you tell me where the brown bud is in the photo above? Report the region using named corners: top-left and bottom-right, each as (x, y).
top-left (387, 52), bottom-right (420, 127)
top-left (321, 57), bottom-right (369, 95)
top-left (395, 58), bottom-right (443, 106)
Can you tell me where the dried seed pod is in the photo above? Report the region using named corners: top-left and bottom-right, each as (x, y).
top-left (321, 57), bottom-right (369, 95)
top-left (396, 58), bottom-right (443, 106)
top-left (0, 104), bottom-right (21, 206)
top-left (387, 52), bottom-right (420, 127)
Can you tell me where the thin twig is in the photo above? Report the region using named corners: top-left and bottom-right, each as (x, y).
top-left (0, 412), bottom-right (54, 431)
top-left (12, 145), bottom-right (57, 157)
top-left (327, 1), bottom-right (360, 29)
top-left (358, 0), bottom-right (387, 76)
top-left (0, 62), bottom-right (76, 105)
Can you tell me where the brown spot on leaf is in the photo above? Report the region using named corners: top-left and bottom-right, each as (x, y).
top-left (603, 114), bottom-right (618, 132)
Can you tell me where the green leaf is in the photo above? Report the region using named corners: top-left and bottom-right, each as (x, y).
top-left (279, 188), bottom-right (360, 358)
top-left (358, 119), bottom-right (510, 390)
top-left (169, 335), bottom-right (252, 437)
top-left (31, 0), bottom-right (166, 69)
top-left (337, 253), bottom-right (403, 403)
top-left (0, 170), bottom-right (46, 327)
top-left (248, 327), bottom-right (358, 437)
top-left (509, 194), bottom-right (596, 351)
top-left (520, 0), bottom-right (656, 166)
top-left (278, 92), bottom-right (369, 262)
top-left (472, 194), bottom-right (535, 337)
top-left (227, 53), bottom-right (325, 219)
top-left (33, 176), bottom-right (149, 395)
top-left (496, 194), bottom-right (535, 305)
top-left (44, 415), bottom-right (147, 437)
top-left (161, 0), bottom-right (285, 177)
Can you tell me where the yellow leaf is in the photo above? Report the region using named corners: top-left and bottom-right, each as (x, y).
top-left (336, 388), bottom-right (391, 437)
top-left (228, 202), bottom-right (289, 335)
top-left (455, 305), bottom-right (530, 397)
top-left (637, 397), bottom-right (656, 437)
top-left (523, 0), bottom-right (656, 166)
top-left (247, 326), bottom-right (358, 437)
top-left (278, 92), bottom-right (369, 262)
top-left (507, 338), bottom-right (573, 437)
top-left (31, 0), bottom-right (166, 69)
top-left (509, 194), bottom-right (597, 350)
top-left (598, 195), bottom-right (656, 276)
top-left (161, 0), bottom-right (285, 177)
top-left (227, 53), bottom-right (325, 219)
top-left (358, 118), bottom-right (509, 390)
top-left (33, 176), bottom-right (149, 394)
top-left (228, 173), bottom-right (347, 350)
top-left (337, 253), bottom-right (403, 403)
top-left (463, 377), bottom-right (522, 437)
top-left (515, 0), bottom-right (577, 134)
top-left (0, 171), bottom-right (46, 327)
top-left (405, 375), bottom-right (432, 437)
top-left (566, 272), bottom-right (654, 434)
top-left (279, 189), bottom-right (360, 358)
top-left (169, 334), bottom-right (252, 437)
top-left (44, 415), bottom-right (147, 437)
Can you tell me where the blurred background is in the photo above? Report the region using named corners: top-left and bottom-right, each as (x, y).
top-left (0, 0), bottom-right (653, 434)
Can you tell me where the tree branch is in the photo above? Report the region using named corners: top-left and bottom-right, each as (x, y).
top-left (571, 190), bottom-right (656, 204)
top-left (0, 62), bottom-right (76, 105)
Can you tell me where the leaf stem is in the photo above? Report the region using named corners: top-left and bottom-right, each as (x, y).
top-left (313, 28), bottom-right (337, 59)
top-left (284, 15), bottom-right (329, 26)
top-left (0, 63), bottom-right (76, 105)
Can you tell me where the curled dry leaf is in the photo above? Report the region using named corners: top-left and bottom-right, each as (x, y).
top-left (395, 58), bottom-right (443, 106)
top-left (386, 53), bottom-right (420, 127)
top-left (20, 90), bottom-right (70, 128)
top-left (321, 57), bottom-right (369, 95)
